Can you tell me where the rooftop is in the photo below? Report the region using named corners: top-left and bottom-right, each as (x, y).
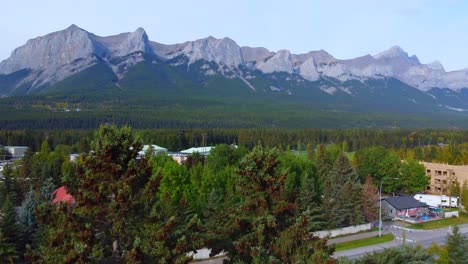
top-left (384, 196), bottom-right (429, 210)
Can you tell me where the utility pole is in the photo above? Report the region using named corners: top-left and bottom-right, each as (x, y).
top-left (379, 177), bottom-right (399, 237)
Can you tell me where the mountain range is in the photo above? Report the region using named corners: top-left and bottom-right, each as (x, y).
top-left (1, 25), bottom-right (468, 129)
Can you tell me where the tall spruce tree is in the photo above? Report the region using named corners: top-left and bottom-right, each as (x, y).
top-left (0, 196), bottom-right (20, 260)
top-left (322, 154), bottom-right (364, 228)
top-left (214, 146), bottom-right (335, 263)
top-left (447, 225), bottom-right (468, 263)
top-left (17, 188), bottom-right (38, 252)
top-left (0, 164), bottom-right (22, 206)
top-left (35, 125), bottom-right (202, 263)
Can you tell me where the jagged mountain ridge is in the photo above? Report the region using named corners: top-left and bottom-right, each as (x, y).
top-left (0, 24), bottom-right (468, 105)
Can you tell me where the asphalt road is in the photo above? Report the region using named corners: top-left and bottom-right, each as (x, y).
top-left (334, 223), bottom-right (468, 259)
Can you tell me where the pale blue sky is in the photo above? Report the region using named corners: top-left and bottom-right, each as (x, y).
top-left (1, 0), bottom-right (467, 71)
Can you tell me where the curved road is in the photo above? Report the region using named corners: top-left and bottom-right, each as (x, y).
top-left (333, 224), bottom-right (468, 259)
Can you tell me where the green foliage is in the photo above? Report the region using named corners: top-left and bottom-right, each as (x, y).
top-left (400, 159), bottom-right (430, 193)
top-left (355, 147), bottom-right (401, 192)
top-left (17, 188), bottom-right (38, 250)
top-left (427, 242), bottom-right (448, 264)
top-left (0, 230), bottom-right (18, 264)
top-left (211, 146), bottom-right (335, 263)
top-left (446, 225), bottom-right (468, 263)
top-left (353, 245), bottom-right (434, 264)
top-left (0, 164), bottom-right (22, 206)
top-left (322, 154), bottom-right (364, 228)
top-left (33, 125), bottom-right (203, 262)
top-left (462, 181), bottom-right (468, 210)
top-left (0, 197), bottom-right (20, 261)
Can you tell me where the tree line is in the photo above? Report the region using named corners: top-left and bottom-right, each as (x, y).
top-left (0, 125), bottom-right (443, 263)
top-left (3, 128), bottom-right (468, 155)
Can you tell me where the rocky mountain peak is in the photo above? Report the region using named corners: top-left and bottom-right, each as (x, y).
top-left (133, 27), bottom-right (149, 43)
top-left (256, 49), bottom-right (294, 74)
top-left (0, 25), bottom-right (95, 74)
top-left (2, 26), bottom-right (468, 94)
top-left (65, 24), bottom-right (83, 31)
top-left (241, 46), bottom-right (273, 63)
top-left (428, 60), bottom-right (445, 72)
top-left (171, 36), bottom-right (243, 66)
top-left (114, 27), bottom-right (151, 56)
top-left (374, 45), bottom-right (408, 59)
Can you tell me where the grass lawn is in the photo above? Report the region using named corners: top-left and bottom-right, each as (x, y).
top-left (334, 234), bottom-right (394, 252)
top-left (410, 213), bottom-right (468, 230)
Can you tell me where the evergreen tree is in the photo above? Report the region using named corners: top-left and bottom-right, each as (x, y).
top-left (446, 225), bottom-right (468, 263)
top-left (35, 125), bottom-right (202, 263)
top-left (214, 146), bottom-right (335, 263)
top-left (17, 188), bottom-right (38, 252)
top-left (0, 230), bottom-right (18, 264)
top-left (0, 197), bottom-right (20, 259)
top-left (0, 164), bottom-right (22, 206)
top-left (36, 125), bottom-right (152, 262)
top-left (322, 154), bottom-right (364, 228)
top-left (39, 177), bottom-right (56, 203)
top-left (314, 144), bottom-right (334, 196)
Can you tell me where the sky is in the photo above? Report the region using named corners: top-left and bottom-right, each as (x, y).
top-left (1, 0), bottom-right (468, 71)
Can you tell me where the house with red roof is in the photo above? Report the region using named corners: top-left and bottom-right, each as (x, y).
top-left (52, 186), bottom-right (76, 208)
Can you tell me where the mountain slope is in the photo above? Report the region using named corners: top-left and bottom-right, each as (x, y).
top-left (1, 25), bottom-right (468, 129)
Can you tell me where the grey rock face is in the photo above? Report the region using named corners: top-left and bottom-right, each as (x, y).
top-left (0, 25), bottom-right (155, 91)
top-left (0, 25), bottom-right (95, 74)
top-left (93, 27), bottom-right (152, 58)
top-left (241, 46), bottom-right (274, 64)
top-left (154, 36), bottom-right (244, 67)
top-left (1, 25), bottom-right (468, 94)
top-left (256, 49), bottom-right (294, 74)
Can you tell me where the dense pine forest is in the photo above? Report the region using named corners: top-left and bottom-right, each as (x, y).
top-left (3, 128), bottom-right (468, 164)
top-left (1, 126), bottom-right (468, 263)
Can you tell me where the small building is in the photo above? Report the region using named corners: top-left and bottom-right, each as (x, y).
top-left (382, 196), bottom-right (429, 219)
top-left (69, 154), bottom-right (80, 162)
top-left (3, 146), bottom-right (28, 158)
top-left (169, 153), bottom-right (189, 165)
top-left (138, 145), bottom-right (168, 156)
top-left (180, 146), bottom-right (215, 156)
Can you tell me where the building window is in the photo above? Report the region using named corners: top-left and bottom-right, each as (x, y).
top-left (426, 186), bottom-right (431, 190)
top-left (443, 171), bottom-right (447, 176)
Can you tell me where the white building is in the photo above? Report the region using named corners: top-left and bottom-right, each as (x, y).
top-left (414, 194), bottom-right (458, 208)
top-left (180, 146), bottom-right (215, 156)
top-left (3, 146), bottom-right (28, 158)
top-left (138, 145), bottom-right (168, 156)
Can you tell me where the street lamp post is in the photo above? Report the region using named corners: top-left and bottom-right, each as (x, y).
top-left (379, 177), bottom-right (399, 237)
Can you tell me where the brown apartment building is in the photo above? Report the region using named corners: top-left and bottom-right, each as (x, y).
top-left (421, 162), bottom-right (468, 195)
